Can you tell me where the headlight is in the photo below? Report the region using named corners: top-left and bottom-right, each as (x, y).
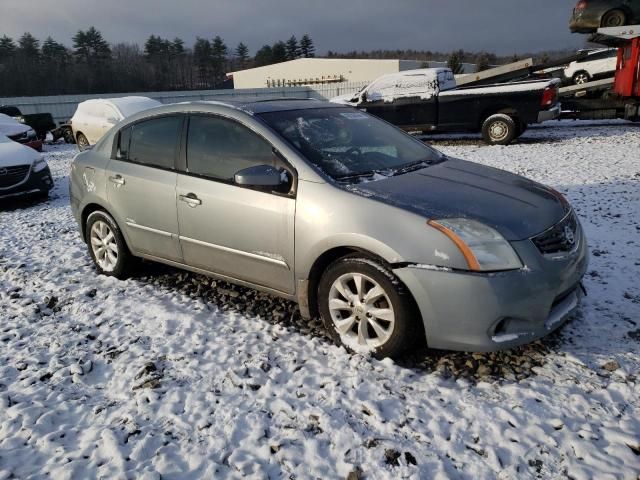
top-left (32, 157), bottom-right (48, 173)
top-left (428, 218), bottom-right (522, 271)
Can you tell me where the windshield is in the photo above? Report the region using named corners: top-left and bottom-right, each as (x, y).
top-left (259, 107), bottom-right (442, 180)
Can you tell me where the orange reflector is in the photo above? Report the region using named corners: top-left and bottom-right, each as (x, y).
top-left (427, 220), bottom-right (481, 271)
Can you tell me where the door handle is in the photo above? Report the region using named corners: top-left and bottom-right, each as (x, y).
top-left (179, 193), bottom-right (202, 207)
top-left (109, 175), bottom-right (125, 186)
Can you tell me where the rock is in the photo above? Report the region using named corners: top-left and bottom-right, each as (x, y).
top-left (384, 449), bottom-right (401, 466)
top-left (86, 289), bottom-right (97, 298)
top-left (133, 378), bottom-right (161, 390)
top-left (135, 362), bottom-right (158, 380)
top-left (477, 365), bottom-right (492, 377)
top-left (44, 295), bottom-right (58, 309)
top-left (602, 360), bottom-right (620, 372)
top-left (404, 451), bottom-right (417, 465)
top-left (346, 467), bottom-right (362, 480)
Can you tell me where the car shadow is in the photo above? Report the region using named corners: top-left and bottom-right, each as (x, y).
top-left (0, 192), bottom-right (49, 212)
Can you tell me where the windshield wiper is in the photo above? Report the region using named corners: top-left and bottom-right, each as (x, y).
top-left (392, 157), bottom-right (440, 176)
top-left (334, 170), bottom-right (380, 182)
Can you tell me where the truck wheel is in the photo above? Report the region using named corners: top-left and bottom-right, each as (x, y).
top-left (481, 114), bottom-right (517, 145)
top-left (601, 9), bottom-right (626, 27)
top-left (573, 71), bottom-right (591, 85)
top-left (63, 128), bottom-right (76, 144)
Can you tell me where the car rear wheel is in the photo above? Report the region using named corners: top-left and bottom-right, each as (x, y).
top-left (601, 9), bottom-right (626, 28)
top-left (317, 255), bottom-right (420, 358)
top-left (573, 71), bottom-right (591, 85)
top-left (481, 114), bottom-right (517, 145)
top-left (86, 210), bottom-right (132, 278)
top-left (76, 133), bottom-right (89, 151)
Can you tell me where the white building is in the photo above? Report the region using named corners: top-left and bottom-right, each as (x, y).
top-left (227, 58), bottom-right (426, 89)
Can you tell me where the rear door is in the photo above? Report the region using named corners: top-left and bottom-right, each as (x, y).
top-left (176, 114), bottom-right (295, 294)
top-left (106, 114), bottom-right (184, 262)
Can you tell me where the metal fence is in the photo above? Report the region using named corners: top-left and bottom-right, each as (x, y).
top-left (0, 81), bottom-right (370, 124)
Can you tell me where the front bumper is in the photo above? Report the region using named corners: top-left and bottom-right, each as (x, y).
top-left (538, 104), bottom-right (562, 123)
top-left (394, 223), bottom-right (589, 352)
top-left (569, 13), bottom-right (601, 33)
top-left (0, 165), bottom-right (53, 199)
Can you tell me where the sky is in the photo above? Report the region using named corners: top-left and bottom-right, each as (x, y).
top-left (0, 0), bottom-right (585, 55)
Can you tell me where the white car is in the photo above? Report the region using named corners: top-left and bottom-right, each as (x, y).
top-left (0, 135), bottom-right (53, 199)
top-left (71, 96), bottom-right (162, 150)
top-left (564, 48), bottom-right (618, 85)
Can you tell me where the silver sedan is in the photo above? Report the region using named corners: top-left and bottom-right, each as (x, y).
top-left (70, 100), bottom-right (588, 357)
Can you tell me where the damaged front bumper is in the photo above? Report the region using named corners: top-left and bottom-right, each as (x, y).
top-left (394, 225), bottom-right (589, 352)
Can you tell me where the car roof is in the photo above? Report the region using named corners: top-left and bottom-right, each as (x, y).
top-left (193, 98), bottom-right (345, 114)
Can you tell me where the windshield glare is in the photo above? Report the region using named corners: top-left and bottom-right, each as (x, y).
top-left (259, 107), bottom-right (442, 180)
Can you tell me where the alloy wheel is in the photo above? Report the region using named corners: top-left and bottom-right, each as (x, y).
top-left (574, 73), bottom-right (590, 85)
top-left (328, 272), bottom-right (395, 349)
top-left (90, 220), bottom-right (118, 272)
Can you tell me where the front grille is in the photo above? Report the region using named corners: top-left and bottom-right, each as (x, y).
top-left (0, 165), bottom-right (31, 188)
top-left (532, 210), bottom-right (578, 255)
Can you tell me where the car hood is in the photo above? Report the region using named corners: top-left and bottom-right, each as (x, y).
top-left (348, 158), bottom-right (569, 241)
top-left (0, 137), bottom-right (41, 168)
top-left (0, 113), bottom-right (30, 137)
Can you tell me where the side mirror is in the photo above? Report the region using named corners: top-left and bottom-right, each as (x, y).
top-left (234, 164), bottom-right (284, 187)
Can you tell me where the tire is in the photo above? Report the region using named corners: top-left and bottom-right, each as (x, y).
top-left (86, 210), bottom-right (133, 279)
top-left (317, 255), bottom-right (420, 358)
top-left (601, 9), bottom-right (627, 28)
top-left (573, 71), bottom-right (591, 85)
top-left (481, 114), bottom-right (517, 145)
top-left (63, 128), bottom-right (76, 144)
top-left (76, 133), bottom-right (90, 151)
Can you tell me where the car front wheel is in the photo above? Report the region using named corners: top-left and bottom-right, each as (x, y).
top-left (318, 255), bottom-right (420, 358)
top-left (86, 210), bottom-right (132, 278)
top-left (481, 114), bottom-right (517, 145)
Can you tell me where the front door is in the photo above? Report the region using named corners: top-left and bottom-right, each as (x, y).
top-left (107, 114), bottom-right (184, 262)
top-left (176, 114), bottom-right (295, 294)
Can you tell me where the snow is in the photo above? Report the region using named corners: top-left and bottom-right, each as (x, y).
top-left (0, 113), bottom-right (30, 137)
top-left (360, 68), bottom-right (451, 103)
top-left (1, 120), bottom-right (640, 478)
top-left (0, 136), bottom-right (41, 168)
top-left (440, 80), bottom-right (554, 97)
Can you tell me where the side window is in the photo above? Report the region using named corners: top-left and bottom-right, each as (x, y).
top-left (127, 116), bottom-right (182, 170)
top-left (186, 115), bottom-right (274, 181)
top-left (116, 127), bottom-right (131, 160)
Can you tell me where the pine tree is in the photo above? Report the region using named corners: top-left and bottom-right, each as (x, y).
top-left (285, 35), bottom-right (300, 60)
top-left (193, 37), bottom-right (213, 87)
top-left (447, 49), bottom-right (465, 74)
top-left (254, 45), bottom-right (273, 67)
top-left (235, 42), bottom-right (249, 68)
top-left (72, 27), bottom-right (111, 62)
top-left (211, 36), bottom-right (228, 86)
top-left (18, 32), bottom-right (40, 59)
top-left (170, 38), bottom-right (185, 57)
top-left (300, 34), bottom-right (315, 58)
top-left (0, 35), bottom-right (16, 62)
top-left (272, 41), bottom-right (287, 63)
top-left (41, 37), bottom-right (68, 63)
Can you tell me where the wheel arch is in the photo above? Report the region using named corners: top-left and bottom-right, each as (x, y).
top-left (478, 104), bottom-right (519, 130)
top-left (80, 202), bottom-right (112, 242)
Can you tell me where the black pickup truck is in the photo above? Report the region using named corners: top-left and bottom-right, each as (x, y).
top-left (0, 105), bottom-right (57, 140)
top-left (332, 69), bottom-right (561, 145)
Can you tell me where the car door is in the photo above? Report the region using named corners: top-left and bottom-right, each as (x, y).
top-left (107, 114), bottom-right (184, 262)
top-left (176, 114), bottom-right (295, 294)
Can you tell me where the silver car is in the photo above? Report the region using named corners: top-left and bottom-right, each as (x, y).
top-left (70, 100), bottom-right (588, 358)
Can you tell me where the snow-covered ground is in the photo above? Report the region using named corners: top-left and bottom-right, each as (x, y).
top-left (1, 120), bottom-right (639, 479)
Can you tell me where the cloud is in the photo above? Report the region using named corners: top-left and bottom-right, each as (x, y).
top-left (0, 0), bottom-right (584, 55)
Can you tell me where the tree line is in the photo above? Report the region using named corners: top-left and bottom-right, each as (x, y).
top-left (0, 28), bottom-right (316, 97)
top-left (0, 26), bottom-right (578, 98)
